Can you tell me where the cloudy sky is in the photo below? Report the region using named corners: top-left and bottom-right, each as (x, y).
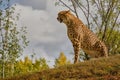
top-left (6, 0), bottom-right (75, 67)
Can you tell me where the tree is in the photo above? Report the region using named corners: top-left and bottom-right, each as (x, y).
top-left (54, 52), bottom-right (71, 67)
top-left (14, 56), bottom-right (49, 76)
top-left (33, 58), bottom-right (49, 71)
top-left (0, 0), bottom-right (29, 78)
top-left (56, 0), bottom-right (120, 55)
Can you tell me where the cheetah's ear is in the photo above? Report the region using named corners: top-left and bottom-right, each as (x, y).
top-left (65, 10), bottom-right (70, 14)
top-left (66, 10), bottom-right (70, 13)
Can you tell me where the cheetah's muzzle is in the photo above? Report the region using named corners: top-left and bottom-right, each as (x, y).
top-left (57, 17), bottom-right (63, 23)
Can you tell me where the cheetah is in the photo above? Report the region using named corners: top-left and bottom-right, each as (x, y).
top-left (57, 10), bottom-right (108, 64)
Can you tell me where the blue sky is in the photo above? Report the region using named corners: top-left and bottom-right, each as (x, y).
top-left (5, 0), bottom-right (74, 67)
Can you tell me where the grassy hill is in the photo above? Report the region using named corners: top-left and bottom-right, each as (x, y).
top-left (3, 55), bottom-right (120, 80)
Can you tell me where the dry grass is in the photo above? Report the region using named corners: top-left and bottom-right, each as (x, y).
top-left (2, 54), bottom-right (120, 80)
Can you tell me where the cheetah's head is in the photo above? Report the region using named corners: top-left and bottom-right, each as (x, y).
top-left (57, 10), bottom-right (74, 24)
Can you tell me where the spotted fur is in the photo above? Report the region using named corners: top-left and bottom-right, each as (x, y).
top-left (57, 10), bottom-right (108, 63)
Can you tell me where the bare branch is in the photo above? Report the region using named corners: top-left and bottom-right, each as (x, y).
top-left (99, 1), bottom-right (110, 35)
top-left (106, 11), bottom-right (120, 41)
top-left (75, 0), bottom-right (99, 29)
top-left (74, 0), bottom-right (87, 18)
top-left (94, 0), bottom-right (101, 12)
top-left (71, 0), bottom-right (79, 18)
top-left (86, 0), bottom-right (90, 29)
top-left (58, 0), bottom-right (75, 13)
top-left (102, 0), bottom-right (117, 41)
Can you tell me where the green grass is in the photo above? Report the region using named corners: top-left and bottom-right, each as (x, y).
top-left (3, 54), bottom-right (120, 80)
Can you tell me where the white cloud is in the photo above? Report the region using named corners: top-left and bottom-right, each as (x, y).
top-left (12, 0), bottom-right (47, 10)
top-left (14, 4), bottom-right (73, 66)
top-left (15, 4), bottom-right (62, 43)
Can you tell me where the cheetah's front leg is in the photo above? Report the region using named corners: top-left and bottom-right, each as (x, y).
top-left (73, 42), bottom-right (81, 64)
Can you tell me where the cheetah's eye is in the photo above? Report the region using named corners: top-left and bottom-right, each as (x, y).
top-left (60, 14), bottom-right (66, 18)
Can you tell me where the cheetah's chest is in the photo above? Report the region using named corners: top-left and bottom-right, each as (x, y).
top-left (67, 27), bottom-right (77, 42)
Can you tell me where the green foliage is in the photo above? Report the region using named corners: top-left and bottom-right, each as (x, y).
top-left (33, 58), bottom-right (49, 72)
top-left (98, 28), bottom-right (120, 54)
top-left (0, 56), bottom-right (49, 78)
top-left (54, 52), bottom-right (71, 67)
top-left (14, 56), bottom-right (49, 76)
top-left (0, 0), bottom-right (29, 78)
